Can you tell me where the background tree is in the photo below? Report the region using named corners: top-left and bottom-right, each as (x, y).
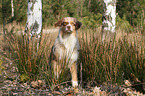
top-left (102, 0), bottom-right (116, 41)
top-left (25, 0), bottom-right (42, 39)
top-left (14, 0), bottom-right (27, 23)
top-left (0, 0), bottom-right (144, 30)
top-left (117, 0), bottom-right (145, 32)
top-left (1, 0), bottom-right (12, 39)
top-left (11, 0), bottom-right (14, 17)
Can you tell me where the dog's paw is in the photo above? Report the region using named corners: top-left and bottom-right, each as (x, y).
top-left (72, 80), bottom-right (78, 87)
top-left (73, 87), bottom-right (79, 93)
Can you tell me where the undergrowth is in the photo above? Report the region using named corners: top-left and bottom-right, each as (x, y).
top-left (2, 27), bottom-right (145, 93)
top-left (78, 28), bottom-right (145, 93)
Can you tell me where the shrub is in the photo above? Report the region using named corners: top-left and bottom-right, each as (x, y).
top-left (81, 13), bottom-right (102, 29)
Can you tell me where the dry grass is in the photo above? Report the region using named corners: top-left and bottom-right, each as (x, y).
top-left (77, 26), bottom-right (144, 92)
top-left (4, 22), bottom-right (25, 32)
top-left (0, 23), bottom-right (145, 94)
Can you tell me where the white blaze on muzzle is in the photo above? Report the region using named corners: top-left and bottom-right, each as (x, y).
top-left (65, 23), bottom-right (73, 32)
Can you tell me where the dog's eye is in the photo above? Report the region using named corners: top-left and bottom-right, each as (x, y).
top-left (62, 22), bottom-right (67, 26)
top-left (71, 22), bottom-right (76, 26)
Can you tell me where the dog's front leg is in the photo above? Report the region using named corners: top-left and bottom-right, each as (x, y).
top-left (52, 60), bottom-right (60, 79)
top-left (70, 62), bottom-right (78, 87)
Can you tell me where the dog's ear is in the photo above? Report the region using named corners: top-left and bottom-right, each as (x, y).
top-left (76, 21), bottom-right (82, 30)
top-left (54, 18), bottom-right (64, 27)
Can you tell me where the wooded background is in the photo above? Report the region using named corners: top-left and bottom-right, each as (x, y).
top-left (0, 0), bottom-right (144, 30)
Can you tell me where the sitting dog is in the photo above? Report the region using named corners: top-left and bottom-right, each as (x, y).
top-left (50, 17), bottom-right (82, 87)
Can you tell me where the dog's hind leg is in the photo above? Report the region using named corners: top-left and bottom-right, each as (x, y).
top-left (70, 62), bottom-right (78, 87)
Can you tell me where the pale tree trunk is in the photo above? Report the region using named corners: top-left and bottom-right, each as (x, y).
top-left (24, 0), bottom-right (42, 51)
top-left (25, 0), bottom-right (42, 39)
top-left (11, 0), bottom-right (14, 17)
top-left (102, 0), bottom-right (116, 42)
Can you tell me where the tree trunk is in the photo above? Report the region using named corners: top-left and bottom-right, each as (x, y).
top-left (25, 0), bottom-right (42, 39)
top-left (102, 0), bottom-right (116, 42)
top-left (2, 0), bottom-right (5, 40)
top-left (11, 0), bottom-right (14, 17)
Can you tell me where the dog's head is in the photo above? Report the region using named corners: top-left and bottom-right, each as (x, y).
top-left (55, 17), bottom-right (82, 33)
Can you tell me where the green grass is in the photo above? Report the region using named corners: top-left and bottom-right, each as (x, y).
top-left (2, 26), bottom-right (145, 93)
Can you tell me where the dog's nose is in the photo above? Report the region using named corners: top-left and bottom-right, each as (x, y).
top-left (67, 26), bottom-right (71, 29)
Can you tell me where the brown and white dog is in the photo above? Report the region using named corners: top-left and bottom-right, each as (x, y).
top-left (50, 17), bottom-right (82, 87)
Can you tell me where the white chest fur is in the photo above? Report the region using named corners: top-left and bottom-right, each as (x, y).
top-left (59, 34), bottom-right (77, 55)
top-left (59, 34), bottom-right (78, 66)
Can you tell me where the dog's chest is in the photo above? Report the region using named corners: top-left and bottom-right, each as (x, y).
top-left (54, 33), bottom-right (78, 61)
top-left (60, 35), bottom-right (77, 52)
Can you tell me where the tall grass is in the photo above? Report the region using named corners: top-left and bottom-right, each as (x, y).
top-left (4, 29), bottom-right (51, 80)
top-left (78, 28), bottom-right (145, 92)
top-left (3, 26), bottom-right (145, 92)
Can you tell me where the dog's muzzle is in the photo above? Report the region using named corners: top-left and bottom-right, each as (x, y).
top-left (66, 24), bottom-right (73, 32)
